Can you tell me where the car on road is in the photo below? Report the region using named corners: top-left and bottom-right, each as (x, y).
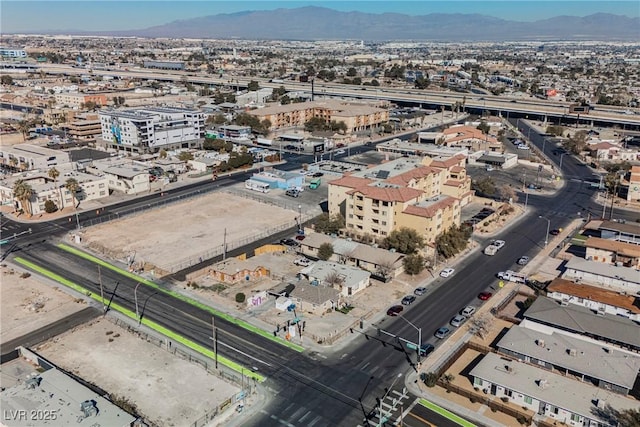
top-left (549, 229), bottom-right (560, 236)
top-left (312, 172), bottom-right (324, 178)
top-left (434, 327), bottom-right (451, 339)
top-left (414, 287), bottom-right (427, 296)
top-left (284, 145), bottom-right (297, 150)
top-left (419, 343), bottom-right (435, 356)
top-left (450, 315), bottom-right (467, 328)
top-left (440, 267), bottom-right (455, 278)
top-left (387, 305), bottom-right (404, 316)
top-left (401, 295), bottom-right (416, 305)
top-left (280, 238), bottom-right (299, 247)
top-left (492, 240), bottom-right (506, 250)
top-left (295, 234), bottom-right (306, 241)
top-left (460, 306), bottom-right (476, 317)
top-left (335, 149), bottom-right (346, 155)
top-left (478, 292), bottom-right (493, 301)
top-left (517, 256), bottom-right (530, 266)
top-left (293, 258), bottom-right (311, 267)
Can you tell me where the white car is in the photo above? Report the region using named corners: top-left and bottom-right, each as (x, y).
top-left (440, 267), bottom-right (455, 278)
top-left (335, 149), bottom-right (346, 155)
top-left (492, 240), bottom-right (506, 250)
top-left (461, 305), bottom-right (476, 317)
top-left (293, 258), bottom-right (311, 267)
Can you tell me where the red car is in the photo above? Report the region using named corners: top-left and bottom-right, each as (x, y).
top-left (387, 305), bottom-right (404, 316)
top-left (478, 292), bottom-right (493, 301)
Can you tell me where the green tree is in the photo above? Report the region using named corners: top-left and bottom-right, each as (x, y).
top-left (403, 253), bottom-right (424, 275)
top-left (314, 213), bottom-right (345, 234)
top-left (414, 77), bottom-right (429, 89)
top-left (347, 67), bottom-right (357, 77)
top-left (305, 117), bottom-right (328, 132)
top-left (565, 130), bottom-right (588, 155)
top-left (64, 177), bottom-right (80, 210)
top-left (476, 120), bottom-right (490, 134)
top-left (472, 176), bottom-right (496, 197)
top-left (48, 167), bottom-right (62, 209)
top-left (13, 180), bottom-right (34, 216)
top-left (44, 199), bottom-right (58, 213)
top-left (1, 75), bottom-right (14, 85)
top-left (383, 227), bottom-right (424, 254)
top-left (317, 243), bottom-right (334, 261)
top-left (545, 125), bottom-right (564, 136)
top-left (159, 149), bottom-right (167, 159)
top-left (178, 151), bottom-right (194, 162)
top-left (247, 80), bottom-right (260, 91)
top-left (17, 119), bottom-right (32, 142)
top-left (206, 114), bottom-right (227, 125)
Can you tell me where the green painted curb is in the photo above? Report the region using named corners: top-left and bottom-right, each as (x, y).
top-left (57, 243), bottom-right (305, 353)
top-left (14, 257), bottom-right (265, 382)
top-left (419, 398), bottom-right (476, 427)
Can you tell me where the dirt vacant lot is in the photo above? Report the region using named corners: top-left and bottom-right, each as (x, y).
top-left (36, 318), bottom-right (239, 427)
top-left (81, 192), bottom-right (298, 271)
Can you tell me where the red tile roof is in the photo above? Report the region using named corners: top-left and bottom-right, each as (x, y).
top-left (385, 166), bottom-right (440, 186)
top-left (347, 186), bottom-right (423, 202)
top-left (402, 197), bottom-right (458, 218)
top-left (547, 278), bottom-right (640, 314)
top-left (329, 176), bottom-right (373, 189)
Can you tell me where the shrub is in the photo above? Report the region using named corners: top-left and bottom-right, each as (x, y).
top-left (20, 272), bottom-right (31, 279)
top-left (403, 253), bottom-right (425, 275)
top-left (44, 199), bottom-right (58, 213)
top-left (470, 397), bottom-right (478, 404)
top-left (317, 243), bottom-right (334, 260)
top-left (235, 292), bottom-right (246, 303)
top-left (501, 396), bottom-right (509, 403)
top-left (421, 372), bottom-right (438, 387)
top-left (516, 415), bottom-right (529, 425)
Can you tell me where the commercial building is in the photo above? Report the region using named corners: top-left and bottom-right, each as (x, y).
top-left (1, 347), bottom-right (136, 426)
top-left (143, 60), bottom-right (185, 70)
top-left (328, 156), bottom-right (472, 243)
top-left (623, 165), bottom-right (640, 202)
top-left (375, 140), bottom-right (468, 158)
top-left (99, 107), bottom-right (205, 154)
top-left (0, 144), bottom-right (72, 171)
top-left (0, 47), bottom-right (27, 58)
top-left (247, 100), bottom-right (389, 134)
top-left (63, 113), bottom-right (102, 141)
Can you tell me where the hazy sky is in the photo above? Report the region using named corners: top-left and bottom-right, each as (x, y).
top-left (2, 1), bottom-right (639, 33)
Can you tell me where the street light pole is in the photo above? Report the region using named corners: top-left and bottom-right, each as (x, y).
top-left (134, 282), bottom-right (141, 320)
top-left (539, 215), bottom-right (551, 247)
top-left (397, 316), bottom-right (422, 364)
top-left (298, 204), bottom-right (302, 232)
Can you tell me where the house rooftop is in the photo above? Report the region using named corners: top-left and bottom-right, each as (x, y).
top-left (524, 297), bottom-right (640, 350)
top-left (547, 278), bottom-right (640, 314)
top-left (564, 256), bottom-right (640, 285)
top-left (496, 325), bottom-right (640, 390)
top-left (470, 352), bottom-right (639, 424)
top-left (300, 260), bottom-right (370, 289)
top-left (584, 236), bottom-right (640, 258)
top-left (288, 278), bottom-right (341, 305)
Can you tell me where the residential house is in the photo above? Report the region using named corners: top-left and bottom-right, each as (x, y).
top-left (208, 256), bottom-right (271, 284)
top-left (299, 260), bottom-right (371, 297)
top-left (288, 278), bottom-right (342, 316)
top-left (583, 219), bottom-right (640, 245)
top-left (622, 165), bottom-right (640, 203)
top-left (584, 237), bottom-right (640, 268)
top-left (496, 324), bottom-right (640, 395)
top-left (470, 352), bottom-right (639, 427)
top-left (562, 256), bottom-right (640, 294)
top-left (546, 278), bottom-right (640, 321)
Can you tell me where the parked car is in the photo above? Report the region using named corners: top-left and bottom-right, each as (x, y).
top-left (478, 292), bottom-right (493, 301)
top-left (280, 238), bottom-right (299, 247)
top-left (335, 149), bottom-right (346, 155)
top-left (312, 172), bottom-right (324, 178)
top-left (419, 343), bottom-right (435, 357)
top-left (492, 240), bottom-right (506, 250)
top-left (450, 315), bottom-right (467, 328)
top-left (517, 256), bottom-right (530, 266)
top-left (284, 145), bottom-right (297, 150)
top-left (549, 229), bottom-right (560, 236)
top-left (293, 258), bottom-right (311, 267)
top-left (434, 327), bottom-right (451, 339)
top-left (387, 305), bottom-right (404, 316)
top-left (285, 188), bottom-right (300, 198)
top-left (440, 267), bottom-right (455, 278)
top-left (401, 295), bottom-right (416, 306)
top-left (414, 287), bottom-right (427, 296)
top-left (460, 306), bottom-right (476, 317)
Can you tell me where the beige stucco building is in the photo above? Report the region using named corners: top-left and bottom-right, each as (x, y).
top-left (247, 100), bottom-right (389, 134)
top-left (328, 155), bottom-right (472, 243)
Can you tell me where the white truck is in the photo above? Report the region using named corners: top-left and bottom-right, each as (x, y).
top-left (497, 270), bottom-right (527, 284)
top-left (484, 245), bottom-right (499, 256)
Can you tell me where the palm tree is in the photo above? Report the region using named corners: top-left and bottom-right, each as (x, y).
top-left (13, 180), bottom-right (34, 217)
top-left (17, 119), bottom-right (32, 142)
top-left (48, 167), bottom-right (62, 209)
top-left (64, 177), bottom-right (80, 210)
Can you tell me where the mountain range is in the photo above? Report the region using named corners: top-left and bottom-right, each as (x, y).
top-left (46, 7), bottom-right (640, 41)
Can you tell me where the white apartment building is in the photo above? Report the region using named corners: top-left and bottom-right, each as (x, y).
top-left (0, 144), bottom-right (72, 171)
top-left (99, 107), bottom-right (205, 154)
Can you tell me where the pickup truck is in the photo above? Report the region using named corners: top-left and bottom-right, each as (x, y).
top-left (484, 245), bottom-right (499, 256)
top-left (497, 270), bottom-right (527, 284)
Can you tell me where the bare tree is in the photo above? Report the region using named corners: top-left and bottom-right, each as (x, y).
top-left (375, 258), bottom-right (396, 281)
top-left (499, 184), bottom-right (517, 203)
top-left (469, 314), bottom-right (492, 340)
top-left (323, 270), bottom-right (344, 290)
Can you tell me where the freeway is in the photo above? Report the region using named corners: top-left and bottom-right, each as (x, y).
top-left (25, 63), bottom-right (640, 129)
top-left (4, 126), bottom-right (639, 426)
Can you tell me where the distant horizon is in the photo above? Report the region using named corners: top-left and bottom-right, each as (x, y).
top-left (2, 1), bottom-right (639, 34)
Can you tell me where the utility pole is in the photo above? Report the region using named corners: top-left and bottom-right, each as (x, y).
top-left (134, 282), bottom-right (141, 321)
top-left (223, 228), bottom-right (227, 261)
top-left (212, 316), bottom-right (218, 369)
top-left (98, 266), bottom-right (106, 314)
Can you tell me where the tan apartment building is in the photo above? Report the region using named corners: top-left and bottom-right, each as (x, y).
top-left (328, 156), bottom-right (472, 243)
top-left (54, 93), bottom-right (107, 109)
top-left (63, 113), bottom-right (102, 141)
top-left (623, 165), bottom-right (640, 203)
top-left (247, 100), bottom-right (389, 134)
